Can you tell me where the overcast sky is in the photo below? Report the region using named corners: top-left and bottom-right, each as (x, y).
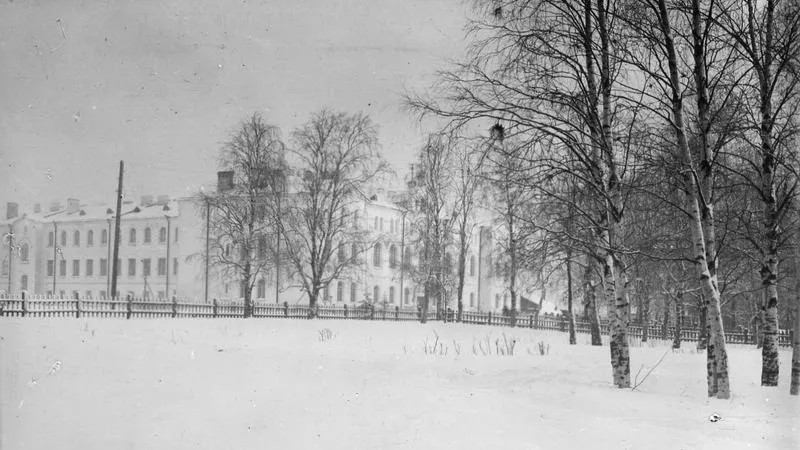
top-left (0, 0), bottom-right (469, 210)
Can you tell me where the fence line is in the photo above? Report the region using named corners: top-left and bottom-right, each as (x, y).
top-left (0, 294), bottom-right (792, 347)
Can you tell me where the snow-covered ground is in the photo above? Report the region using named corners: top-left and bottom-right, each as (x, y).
top-left (1, 319), bottom-right (797, 450)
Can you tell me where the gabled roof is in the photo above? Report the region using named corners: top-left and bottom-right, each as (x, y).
top-left (24, 201), bottom-right (180, 224)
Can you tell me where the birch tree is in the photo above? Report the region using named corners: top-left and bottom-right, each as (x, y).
top-left (277, 109), bottom-right (388, 318)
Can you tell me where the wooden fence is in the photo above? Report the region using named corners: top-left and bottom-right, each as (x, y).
top-left (0, 294), bottom-right (792, 347)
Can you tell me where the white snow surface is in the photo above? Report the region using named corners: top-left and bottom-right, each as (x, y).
top-left (0, 319), bottom-right (797, 450)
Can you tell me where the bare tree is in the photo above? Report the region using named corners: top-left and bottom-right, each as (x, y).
top-left (450, 139), bottom-right (482, 322)
top-left (714, 0), bottom-right (800, 388)
top-left (203, 112), bottom-right (287, 317)
top-left (277, 109), bottom-right (388, 318)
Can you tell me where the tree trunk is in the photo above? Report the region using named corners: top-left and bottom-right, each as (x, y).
top-left (642, 296), bottom-right (650, 343)
top-left (583, 255), bottom-right (602, 346)
top-left (567, 250), bottom-right (576, 345)
top-left (672, 292), bottom-right (683, 350)
top-left (655, 0), bottom-right (730, 398)
top-left (757, 297), bottom-right (765, 349)
top-left (603, 241), bottom-right (630, 388)
top-left (791, 234), bottom-right (800, 394)
top-left (697, 294), bottom-right (708, 351)
top-left (662, 296), bottom-right (671, 341)
top-left (243, 263), bottom-right (252, 318)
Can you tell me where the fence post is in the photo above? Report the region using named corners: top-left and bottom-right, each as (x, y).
top-left (21, 291), bottom-right (27, 317)
top-left (559, 315), bottom-right (566, 332)
top-left (395, 305), bottom-right (399, 321)
top-left (283, 301), bottom-right (289, 317)
top-left (126, 295), bottom-right (132, 320)
top-left (172, 296), bottom-right (178, 318)
top-left (344, 303), bottom-right (349, 319)
top-left (212, 299), bottom-right (218, 318)
top-left (74, 292), bottom-right (81, 318)
top-left (370, 305), bottom-right (375, 320)
top-left (487, 311), bottom-right (492, 325)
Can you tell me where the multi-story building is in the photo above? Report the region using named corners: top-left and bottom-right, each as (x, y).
top-left (1, 182), bottom-right (548, 314)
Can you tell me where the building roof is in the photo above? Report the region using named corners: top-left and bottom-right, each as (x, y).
top-left (24, 201), bottom-right (180, 224)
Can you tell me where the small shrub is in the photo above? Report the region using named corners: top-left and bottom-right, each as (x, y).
top-left (536, 341), bottom-right (550, 356)
top-left (318, 328), bottom-right (335, 342)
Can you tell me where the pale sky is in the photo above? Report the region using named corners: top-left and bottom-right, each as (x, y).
top-left (0, 0), bottom-right (469, 210)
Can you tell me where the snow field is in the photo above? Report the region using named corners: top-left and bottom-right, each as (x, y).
top-left (0, 319), bottom-right (797, 450)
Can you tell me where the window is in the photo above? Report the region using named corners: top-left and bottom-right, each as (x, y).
top-left (47, 260), bottom-right (54, 276)
top-left (351, 243), bottom-right (358, 263)
top-left (444, 253), bottom-right (453, 274)
top-left (100, 258), bottom-right (107, 276)
top-left (73, 230), bottom-right (80, 246)
top-left (128, 258), bottom-right (136, 276)
top-left (350, 283), bottom-right (357, 303)
top-left (389, 286), bottom-right (395, 304)
top-left (337, 281), bottom-right (343, 303)
top-left (20, 275), bottom-right (28, 291)
top-left (373, 243), bottom-right (382, 267)
top-left (470, 255), bottom-right (476, 277)
top-left (144, 227), bottom-right (151, 244)
top-left (20, 243), bottom-right (29, 262)
top-left (60, 231), bottom-right (67, 246)
top-left (404, 248), bottom-right (412, 267)
top-left (173, 258), bottom-right (178, 275)
top-left (59, 290), bottom-right (65, 298)
top-left (99, 290), bottom-right (107, 300)
top-left (159, 227), bottom-right (167, 243)
top-left (337, 245), bottom-right (346, 262)
top-left (174, 227), bottom-right (179, 243)
top-left (87, 230), bottom-right (94, 246)
top-left (101, 229), bottom-right (108, 245)
top-left (495, 294), bottom-right (500, 309)
top-left (324, 285), bottom-right (330, 303)
top-left (373, 285), bottom-right (380, 303)
top-left (86, 259), bottom-right (94, 276)
top-left (389, 245), bottom-right (398, 268)
top-left (59, 260), bottom-right (66, 277)
top-left (390, 219), bottom-right (394, 233)
top-left (470, 292), bottom-right (475, 307)
top-left (158, 258), bottom-right (166, 276)
top-left (257, 279), bottom-right (266, 298)
top-left (404, 288), bottom-right (410, 305)
top-left (143, 259), bottom-right (151, 277)
top-left (504, 293), bottom-right (508, 307)
top-left (72, 259), bottom-right (80, 276)
top-left (380, 218), bottom-right (384, 231)
top-left (373, 217), bottom-right (379, 230)
top-left (258, 236), bottom-right (267, 259)
top-left (48, 231), bottom-right (54, 247)
top-left (129, 228), bottom-right (137, 244)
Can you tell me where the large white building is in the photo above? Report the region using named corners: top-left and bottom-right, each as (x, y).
top-left (1, 184), bottom-right (550, 313)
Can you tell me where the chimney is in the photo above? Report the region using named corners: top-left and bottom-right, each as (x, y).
top-left (156, 195), bottom-right (170, 205)
top-left (49, 200), bottom-right (62, 212)
top-left (33, 203), bottom-right (41, 214)
top-left (217, 171), bottom-right (234, 192)
top-left (6, 202), bottom-right (19, 220)
top-left (140, 195), bottom-right (154, 206)
top-left (66, 198), bottom-right (80, 213)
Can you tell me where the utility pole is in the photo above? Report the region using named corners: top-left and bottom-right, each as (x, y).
top-left (204, 196), bottom-right (210, 303)
top-left (110, 161), bottom-right (124, 299)
top-left (52, 222), bottom-right (58, 295)
top-left (6, 225), bottom-right (13, 293)
top-left (399, 210), bottom-right (407, 307)
top-left (274, 192), bottom-right (281, 304)
top-left (165, 214), bottom-right (171, 299)
top-left (106, 218), bottom-right (112, 296)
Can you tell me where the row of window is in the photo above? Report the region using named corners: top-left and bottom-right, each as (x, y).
top-left (47, 226), bottom-right (178, 248)
top-left (372, 216), bottom-right (403, 234)
top-left (368, 243), bottom-right (478, 276)
top-left (44, 290), bottom-right (172, 300)
top-left (46, 258), bottom-right (179, 277)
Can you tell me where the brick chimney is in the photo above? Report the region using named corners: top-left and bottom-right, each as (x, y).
top-left (140, 195), bottom-right (154, 206)
top-left (6, 202), bottom-right (18, 220)
top-left (66, 198), bottom-right (80, 213)
top-left (49, 200), bottom-right (62, 212)
top-left (217, 171), bottom-right (234, 192)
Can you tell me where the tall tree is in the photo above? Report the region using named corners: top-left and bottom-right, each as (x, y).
top-left (204, 112), bottom-right (287, 318)
top-left (277, 109), bottom-right (387, 318)
top-left (715, 0), bottom-right (800, 387)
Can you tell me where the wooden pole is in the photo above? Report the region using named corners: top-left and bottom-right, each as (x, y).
top-left (110, 161), bottom-right (124, 300)
top-left (165, 215), bottom-right (171, 299)
top-left (52, 222), bottom-right (57, 295)
top-left (204, 197), bottom-right (210, 303)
